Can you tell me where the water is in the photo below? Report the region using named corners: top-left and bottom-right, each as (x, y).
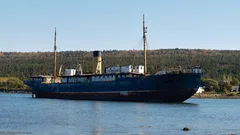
top-left (0, 93), bottom-right (240, 135)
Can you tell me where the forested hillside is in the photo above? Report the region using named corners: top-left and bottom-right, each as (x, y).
top-left (0, 49), bottom-right (239, 82)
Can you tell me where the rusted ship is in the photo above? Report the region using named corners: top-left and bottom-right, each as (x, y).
top-left (24, 15), bottom-right (202, 102)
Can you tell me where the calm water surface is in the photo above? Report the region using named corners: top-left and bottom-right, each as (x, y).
top-left (0, 93), bottom-right (240, 135)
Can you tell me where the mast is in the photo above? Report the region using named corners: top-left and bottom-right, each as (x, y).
top-left (143, 14), bottom-right (147, 74)
top-left (53, 27), bottom-right (57, 83)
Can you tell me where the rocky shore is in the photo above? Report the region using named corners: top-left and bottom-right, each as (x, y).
top-left (0, 89), bottom-right (31, 94)
top-left (192, 93), bottom-right (240, 99)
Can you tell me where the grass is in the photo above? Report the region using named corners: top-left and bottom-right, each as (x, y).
top-left (226, 92), bottom-right (238, 96)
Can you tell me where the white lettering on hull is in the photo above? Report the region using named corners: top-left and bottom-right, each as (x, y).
top-left (120, 91), bottom-right (129, 96)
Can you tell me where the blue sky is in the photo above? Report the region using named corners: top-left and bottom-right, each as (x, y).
top-left (0, 0), bottom-right (240, 52)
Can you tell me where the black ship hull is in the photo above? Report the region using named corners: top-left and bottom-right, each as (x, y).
top-left (26, 73), bottom-right (201, 102)
top-left (33, 89), bottom-right (196, 102)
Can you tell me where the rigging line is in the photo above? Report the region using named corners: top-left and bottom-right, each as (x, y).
top-left (146, 38), bottom-right (152, 73)
top-left (57, 46), bottom-right (63, 52)
top-left (131, 37), bottom-right (143, 65)
top-left (133, 37), bottom-right (143, 50)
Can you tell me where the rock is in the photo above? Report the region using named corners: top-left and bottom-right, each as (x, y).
top-left (183, 127), bottom-right (190, 131)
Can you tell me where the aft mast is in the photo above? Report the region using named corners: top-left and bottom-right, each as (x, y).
top-left (143, 14), bottom-right (147, 74)
top-left (53, 27), bottom-right (57, 83)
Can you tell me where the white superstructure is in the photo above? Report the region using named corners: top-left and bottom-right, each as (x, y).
top-left (105, 65), bottom-right (144, 74)
top-left (65, 69), bottom-right (76, 76)
top-left (157, 67), bottom-right (203, 75)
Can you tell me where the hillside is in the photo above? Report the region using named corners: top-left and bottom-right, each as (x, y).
top-left (0, 49), bottom-right (239, 81)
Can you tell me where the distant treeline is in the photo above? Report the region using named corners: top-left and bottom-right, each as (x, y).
top-left (0, 49), bottom-right (240, 82)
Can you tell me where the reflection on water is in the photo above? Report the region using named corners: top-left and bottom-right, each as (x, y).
top-left (146, 101), bottom-right (199, 106)
top-left (0, 131), bottom-right (31, 135)
top-left (0, 94), bottom-right (240, 135)
top-left (135, 103), bottom-right (149, 135)
top-left (88, 100), bottom-right (200, 135)
top-left (92, 101), bottom-right (101, 135)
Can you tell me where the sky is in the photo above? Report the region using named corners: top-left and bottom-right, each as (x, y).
top-left (0, 0), bottom-right (240, 52)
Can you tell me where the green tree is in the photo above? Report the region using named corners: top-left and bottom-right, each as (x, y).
top-left (230, 78), bottom-right (239, 86)
top-left (0, 77), bottom-right (25, 90)
top-left (219, 81), bottom-right (232, 93)
top-left (201, 78), bottom-right (219, 92)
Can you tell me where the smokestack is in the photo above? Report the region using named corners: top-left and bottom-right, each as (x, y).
top-left (92, 51), bottom-right (102, 74)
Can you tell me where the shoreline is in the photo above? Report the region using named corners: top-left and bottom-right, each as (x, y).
top-left (1, 90), bottom-right (240, 99)
top-left (0, 89), bottom-right (31, 94)
top-left (192, 93), bottom-right (240, 99)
